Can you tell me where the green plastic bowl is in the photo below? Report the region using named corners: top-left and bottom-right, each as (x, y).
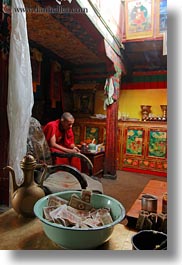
top-left (34, 191), bottom-right (125, 249)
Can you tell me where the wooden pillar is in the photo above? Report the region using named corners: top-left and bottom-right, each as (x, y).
top-left (102, 38), bottom-right (124, 179)
top-left (103, 71), bottom-right (121, 179)
top-left (103, 101), bottom-right (118, 179)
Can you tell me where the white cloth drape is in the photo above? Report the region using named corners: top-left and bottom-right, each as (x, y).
top-left (7, 0), bottom-right (34, 185)
top-left (103, 77), bottom-right (114, 110)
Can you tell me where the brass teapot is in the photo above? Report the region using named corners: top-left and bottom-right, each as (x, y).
top-left (4, 154), bottom-right (47, 217)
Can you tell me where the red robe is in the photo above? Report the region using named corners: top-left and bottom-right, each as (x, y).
top-left (43, 119), bottom-right (81, 171)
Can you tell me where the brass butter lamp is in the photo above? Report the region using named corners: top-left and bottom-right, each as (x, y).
top-left (160, 105), bottom-right (167, 120)
top-left (140, 105), bottom-right (152, 121)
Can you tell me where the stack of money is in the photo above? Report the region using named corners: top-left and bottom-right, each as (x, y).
top-left (42, 190), bottom-right (113, 229)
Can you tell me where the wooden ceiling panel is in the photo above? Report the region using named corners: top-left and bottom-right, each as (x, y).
top-left (24, 0), bottom-right (107, 65)
top-left (24, 1), bottom-right (167, 72)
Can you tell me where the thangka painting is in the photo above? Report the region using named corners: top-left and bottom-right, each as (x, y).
top-left (156, 0), bottom-right (167, 37)
top-left (125, 0), bottom-right (154, 40)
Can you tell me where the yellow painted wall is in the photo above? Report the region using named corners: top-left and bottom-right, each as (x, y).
top-left (95, 89), bottom-right (167, 120)
top-left (118, 89), bottom-right (167, 120)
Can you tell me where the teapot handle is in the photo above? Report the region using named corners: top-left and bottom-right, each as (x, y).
top-left (35, 163), bottom-right (48, 188)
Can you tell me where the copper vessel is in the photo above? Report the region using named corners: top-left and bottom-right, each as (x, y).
top-left (160, 105), bottom-right (167, 121)
top-left (140, 105), bottom-right (152, 121)
top-left (4, 155), bottom-right (47, 217)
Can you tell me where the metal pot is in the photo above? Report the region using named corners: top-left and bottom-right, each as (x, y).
top-left (141, 194), bottom-right (158, 213)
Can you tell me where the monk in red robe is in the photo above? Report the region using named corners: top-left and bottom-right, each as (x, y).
top-left (43, 112), bottom-right (81, 171)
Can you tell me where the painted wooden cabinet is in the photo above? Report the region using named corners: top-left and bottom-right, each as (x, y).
top-left (119, 121), bottom-right (167, 176)
top-left (73, 118), bottom-right (167, 176)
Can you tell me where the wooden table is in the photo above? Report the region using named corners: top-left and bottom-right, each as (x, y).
top-left (0, 208), bottom-right (136, 250)
top-left (81, 151), bottom-right (105, 178)
top-left (126, 180), bottom-right (167, 227)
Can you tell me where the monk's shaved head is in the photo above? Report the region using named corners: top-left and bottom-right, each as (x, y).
top-left (61, 112), bottom-right (74, 122)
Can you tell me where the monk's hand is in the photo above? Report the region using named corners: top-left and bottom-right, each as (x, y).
top-left (72, 146), bottom-right (80, 153)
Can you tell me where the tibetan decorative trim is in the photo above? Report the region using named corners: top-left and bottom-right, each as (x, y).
top-left (121, 81), bottom-right (167, 90)
top-left (123, 158), bottom-right (167, 172)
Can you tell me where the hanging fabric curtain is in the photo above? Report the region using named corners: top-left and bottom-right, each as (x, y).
top-left (7, 0), bottom-right (34, 185)
top-left (31, 48), bottom-right (42, 93)
top-left (50, 61), bottom-right (63, 108)
top-left (103, 77), bottom-right (115, 110)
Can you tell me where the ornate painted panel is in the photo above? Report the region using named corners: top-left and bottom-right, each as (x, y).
top-left (147, 129), bottom-right (167, 158)
top-left (125, 128), bottom-right (144, 155)
top-left (85, 127), bottom-right (99, 143)
top-left (123, 158), bottom-right (139, 167)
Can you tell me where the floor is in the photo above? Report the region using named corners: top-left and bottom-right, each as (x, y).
top-left (100, 170), bottom-right (167, 213)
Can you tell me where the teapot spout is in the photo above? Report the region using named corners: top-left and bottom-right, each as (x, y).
top-left (3, 166), bottom-right (19, 192)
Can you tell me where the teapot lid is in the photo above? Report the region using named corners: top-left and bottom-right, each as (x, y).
top-left (20, 154), bottom-right (37, 169)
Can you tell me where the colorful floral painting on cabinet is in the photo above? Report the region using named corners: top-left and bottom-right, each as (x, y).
top-left (126, 129), bottom-right (144, 155)
top-left (148, 131), bottom-right (167, 158)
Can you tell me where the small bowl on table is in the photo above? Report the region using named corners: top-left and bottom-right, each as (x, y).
top-left (34, 191), bottom-right (126, 250)
top-left (131, 230), bottom-right (167, 250)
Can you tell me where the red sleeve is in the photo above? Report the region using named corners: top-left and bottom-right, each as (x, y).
top-left (43, 120), bottom-right (58, 144)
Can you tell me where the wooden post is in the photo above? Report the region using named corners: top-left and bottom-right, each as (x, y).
top-left (103, 102), bottom-right (118, 179)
